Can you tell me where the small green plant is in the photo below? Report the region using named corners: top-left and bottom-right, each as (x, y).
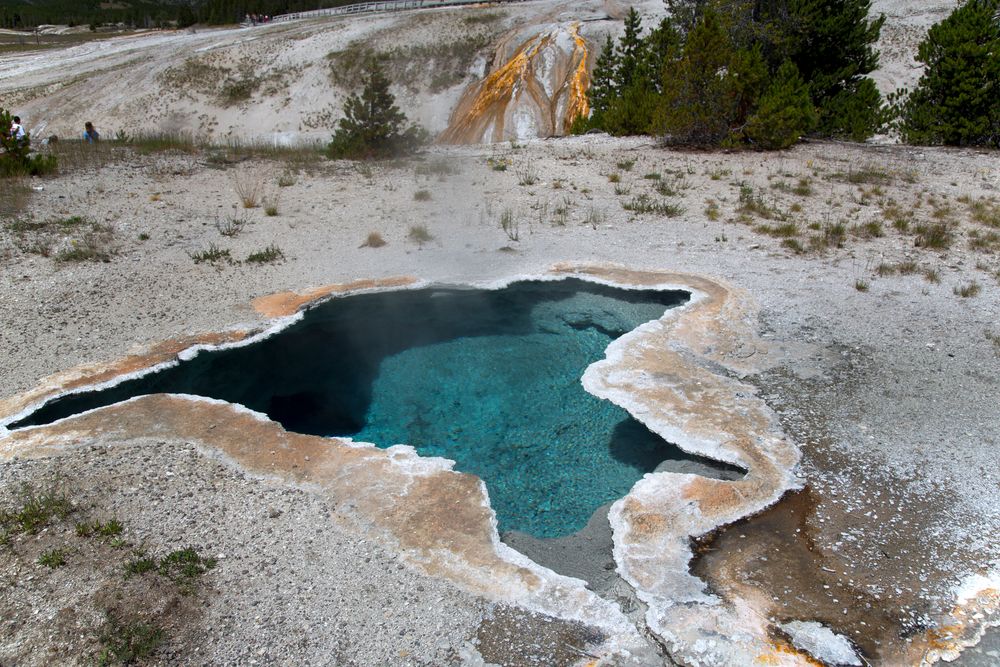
top-left (215, 215), bottom-right (246, 237)
top-left (809, 221), bottom-right (847, 250)
top-left (614, 184), bottom-right (631, 196)
top-left (97, 612), bottom-right (165, 666)
top-left (756, 222), bottom-right (799, 238)
top-left (781, 238), bottom-right (804, 253)
top-left (263, 196), bottom-right (279, 217)
top-left (738, 184), bottom-right (782, 220)
top-left (246, 244), bottom-right (285, 264)
top-left (705, 200), bottom-right (720, 221)
top-left (516, 162), bottom-right (539, 186)
top-left (277, 172), bottom-right (296, 187)
top-left (189, 244), bottom-right (232, 265)
top-left (923, 268), bottom-right (941, 283)
top-left (954, 281), bottom-right (981, 297)
top-left (123, 550), bottom-right (157, 578)
top-left (55, 229), bottom-right (116, 263)
top-left (499, 208), bottom-right (519, 241)
top-left (914, 223), bottom-right (952, 249)
top-left (854, 279), bottom-right (869, 291)
top-left (707, 168), bottom-right (731, 180)
top-left (413, 189), bottom-right (432, 202)
top-left (851, 221), bottom-right (884, 239)
top-left (608, 172), bottom-right (621, 183)
top-left (969, 230), bottom-right (1000, 252)
top-left (138, 232), bottom-right (150, 241)
top-left (37, 547), bottom-right (69, 568)
top-left (361, 231), bottom-right (386, 248)
top-left (55, 215), bottom-right (87, 227)
top-left (158, 547), bottom-right (218, 592)
top-left (408, 225), bottom-right (433, 244)
top-left (584, 206), bottom-right (606, 230)
top-left (219, 75), bottom-right (261, 106)
top-left (75, 518), bottom-right (123, 539)
top-left (616, 158), bottom-right (635, 171)
top-left (622, 194), bottom-right (684, 216)
top-left (0, 483), bottom-right (73, 535)
top-left (985, 330), bottom-right (1000, 355)
top-left (966, 197), bottom-right (1000, 227)
top-left (643, 172), bottom-right (661, 180)
top-left (840, 165), bottom-right (893, 185)
top-left (793, 178), bottom-right (813, 196)
top-left (655, 181), bottom-right (679, 197)
top-left (552, 198), bottom-right (571, 226)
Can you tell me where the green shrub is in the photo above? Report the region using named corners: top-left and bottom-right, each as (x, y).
top-left (900, 0), bottom-right (1000, 147)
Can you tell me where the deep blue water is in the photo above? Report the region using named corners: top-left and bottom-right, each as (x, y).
top-left (13, 279), bottom-right (720, 537)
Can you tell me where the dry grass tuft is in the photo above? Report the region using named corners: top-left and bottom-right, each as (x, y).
top-left (361, 232), bottom-right (387, 248)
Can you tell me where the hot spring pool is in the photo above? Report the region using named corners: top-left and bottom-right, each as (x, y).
top-left (13, 278), bottom-right (738, 537)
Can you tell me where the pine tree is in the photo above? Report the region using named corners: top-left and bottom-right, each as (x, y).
top-left (328, 61), bottom-right (427, 159)
top-left (655, 10), bottom-right (739, 145)
top-left (585, 35), bottom-right (619, 127)
top-left (786, 0), bottom-right (885, 138)
top-left (901, 0), bottom-right (1000, 147)
top-left (641, 17), bottom-right (682, 91)
top-left (616, 7), bottom-right (646, 90)
top-left (745, 60), bottom-right (816, 148)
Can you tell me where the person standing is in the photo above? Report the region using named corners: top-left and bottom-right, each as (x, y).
top-left (10, 115), bottom-right (25, 144)
top-left (83, 122), bottom-right (100, 143)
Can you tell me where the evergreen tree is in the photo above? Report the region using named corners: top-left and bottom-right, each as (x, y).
top-left (900, 0), bottom-right (1000, 147)
top-left (585, 35), bottom-right (619, 127)
top-left (640, 17), bottom-right (682, 91)
top-left (745, 59), bottom-right (816, 148)
top-left (655, 10), bottom-right (740, 145)
top-left (786, 0), bottom-right (885, 138)
top-left (616, 7), bottom-right (646, 90)
top-left (327, 61), bottom-right (427, 159)
top-left (601, 10), bottom-right (669, 136)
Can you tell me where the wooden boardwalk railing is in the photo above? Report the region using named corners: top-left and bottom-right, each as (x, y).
top-left (271, 0), bottom-right (524, 23)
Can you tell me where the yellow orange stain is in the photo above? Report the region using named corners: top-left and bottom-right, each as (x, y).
top-left (755, 639), bottom-right (824, 666)
top-left (439, 22), bottom-right (590, 144)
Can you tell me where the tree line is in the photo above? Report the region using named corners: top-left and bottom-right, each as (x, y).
top-left (0, 0), bottom-right (356, 29)
top-left (579, 0), bottom-right (1000, 149)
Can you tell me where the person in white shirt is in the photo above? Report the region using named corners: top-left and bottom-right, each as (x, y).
top-left (10, 116), bottom-right (26, 144)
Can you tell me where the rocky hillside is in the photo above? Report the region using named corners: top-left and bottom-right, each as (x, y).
top-left (0, 0), bottom-right (958, 144)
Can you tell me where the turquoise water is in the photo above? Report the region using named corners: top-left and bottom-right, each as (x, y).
top-left (353, 292), bottom-right (684, 536)
top-left (14, 279), bottom-right (700, 537)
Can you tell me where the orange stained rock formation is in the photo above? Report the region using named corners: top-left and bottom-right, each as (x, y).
top-left (438, 22), bottom-right (590, 144)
